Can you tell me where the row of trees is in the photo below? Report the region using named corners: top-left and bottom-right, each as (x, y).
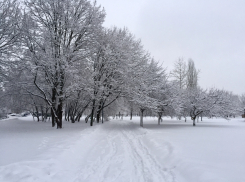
top-left (0, 0), bottom-right (244, 128)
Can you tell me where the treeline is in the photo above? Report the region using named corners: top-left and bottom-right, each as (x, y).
top-left (0, 0), bottom-right (244, 128)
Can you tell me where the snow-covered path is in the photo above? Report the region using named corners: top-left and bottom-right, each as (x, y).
top-left (0, 116), bottom-right (245, 182)
top-left (76, 121), bottom-right (174, 182)
top-left (0, 118), bottom-right (175, 182)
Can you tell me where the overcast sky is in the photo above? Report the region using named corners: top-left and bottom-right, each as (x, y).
top-left (96, 0), bottom-right (245, 95)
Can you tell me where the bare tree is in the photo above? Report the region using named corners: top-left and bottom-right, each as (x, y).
top-left (170, 58), bottom-right (187, 89)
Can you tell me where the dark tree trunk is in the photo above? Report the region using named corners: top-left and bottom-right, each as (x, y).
top-left (71, 116), bottom-right (75, 123)
top-left (56, 101), bottom-right (63, 129)
top-left (96, 110), bottom-right (101, 123)
top-left (90, 100), bottom-right (96, 126)
top-left (45, 106), bottom-right (49, 121)
top-left (140, 109), bottom-right (145, 127)
top-left (192, 116), bottom-right (196, 126)
top-left (41, 105), bottom-right (45, 121)
top-left (78, 115), bottom-right (81, 122)
top-left (96, 103), bottom-right (102, 123)
top-left (35, 106), bottom-right (40, 122)
top-left (76, 113), bottom-right (82, 122)
top-left (51, 88), bottom-right (56, 127)
top-left (57, 68), bottom-right (64, 128)
top-left (51, 109), bottom-right (56, 127)
top-left (130, 109), bottom-right (133, 120)
top-left (102, 107), bottom-right (104, 123)
top-left (158, 112), bottom-right (162, 125)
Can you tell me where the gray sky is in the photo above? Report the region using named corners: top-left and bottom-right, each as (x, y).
top-left (96, 0), bottom-right (245, 95)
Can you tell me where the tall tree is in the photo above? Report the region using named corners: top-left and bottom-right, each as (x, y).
top-left (22, 0), bottom-right (105, 128)
top-left (186, 59), bottom-right (199, 89)
top-left (86, 28), bottom-right (143, 126)
top-left (130, 58), bottom-right (167, 127)
top-left (0, 0), bottom-right (21, 82)
top-left (170, 58), bottom-right (187, 89)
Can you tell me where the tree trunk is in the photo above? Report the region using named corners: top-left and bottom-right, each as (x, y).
top-left (56, 101), bottom-right (63, 129)
top-left (45, 106), bottom-right (49, 122)
top-left (102, 107), bottom-right (104, 123)
top-left (193, 117), bottom-right (196, 126)
top-left (140, 109), bottom-right (144, 127)
top-left (76, 113), bottom-right (82, 122)
top-left (51, 88), bottom-right (56, 127)
top-left (35, 106), bottom-right (39, 122)
top-left (96, 103), bottom-right (102, 123)
top-left (96, 110), bottom-right (101, 123)
top-left (85, 114), bottom-right (91, 123)
top-left (41, 105), bottom-right (45, 121)
top-left (158, 112), bottom-right (162, 125)
top-left (130, 109), bottom-right (133, 120)
top-left (71, 115), bottom-right (75, 123)
top-left (51, 109), bottom-right (56, 127)
top-left (90, 99), bottom-right (96, 126)
top-left (65, 104), bottom-right (68, 121)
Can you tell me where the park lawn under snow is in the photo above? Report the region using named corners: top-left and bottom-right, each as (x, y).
top-left (0, 116), bottom-right (245, 182)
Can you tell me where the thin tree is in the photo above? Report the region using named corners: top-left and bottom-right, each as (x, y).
top-left (170, 58), bottom-right (187, 90)
top-left (186, 59), bottom-right (199, 89)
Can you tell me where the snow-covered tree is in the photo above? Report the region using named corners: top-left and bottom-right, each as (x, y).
top-left (0, 0), bottom-right (21, 82)
top-left (184, 88), bottom-right (234, 126)
top-left (129, 58), bottom-right (167, 127)
top-left (82, 27), bottom-right (155, 126)
top-left (22, 0), bottom-right (105, 128)
top-left (240, 94), bottom-right (245, 117)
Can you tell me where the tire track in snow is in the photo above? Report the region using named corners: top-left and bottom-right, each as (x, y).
top-left (120, 129), bottom-right (148, 181)
top-left (78, 121), bottom-right (176, 182)
top-left (0, 121), bottom-right (176, 182)
top-left (77, 124), bottom-right (124, 182)
top-left (137, 138), bottom-right (176, 182)
top-left (120, 122), bottom-right (175, 182)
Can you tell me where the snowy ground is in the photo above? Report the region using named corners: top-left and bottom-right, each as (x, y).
top-left (0, 116), bottom-right (245, 182)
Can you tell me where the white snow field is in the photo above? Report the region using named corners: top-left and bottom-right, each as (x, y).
top-left (0, 116), bottom-right (245, 182)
